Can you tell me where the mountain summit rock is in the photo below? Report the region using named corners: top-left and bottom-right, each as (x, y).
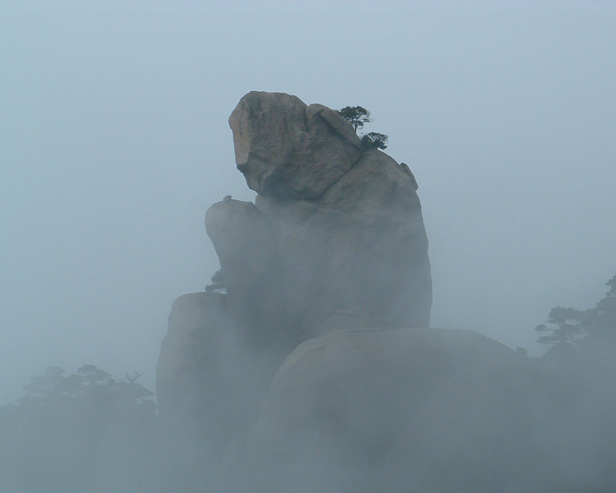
top-left (156, 92), bottom-right (615, 492)
top-left (228, 91), bottom-right (362, 199)
top-left (158, 90), bottom-right (435, 487)
top-left (218, 91), bottom-right (432, 341)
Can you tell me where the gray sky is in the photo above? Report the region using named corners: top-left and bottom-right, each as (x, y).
top-left (1, 1), bottom-right (615, 404)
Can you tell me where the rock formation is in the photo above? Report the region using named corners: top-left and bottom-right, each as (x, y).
top-left (231, 329), bottom-right (558, 492)
top-left (228, 92), bottom-right (362, 199)
top-left (158, 89), bottom-right (432, 443)
top-left (218, 91), bottom-right (432, 342)
top-left (157, 90), bottom-right (433, 475)
top-left (156, 92), bottom-right (590, 492)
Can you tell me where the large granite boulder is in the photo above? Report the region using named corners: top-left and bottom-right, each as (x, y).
top-left (229, 91), bottom-right (362, 199)
top-left (204, 199), bottom-right (288, 348)
top-left (254, 148), bottom-right (431, 337)
top-left (158, 91), bottom-right (432, 483)
top-left (205, 91), bottom-right (431, 347)
top-left (156, 291), bottom-right (282, 460)
top-left (156, 293), bottom-right (233, 451)
top-left (227, 328), bottom-right (568, 493)
top-left (155, 91), bottom-right (616, 492)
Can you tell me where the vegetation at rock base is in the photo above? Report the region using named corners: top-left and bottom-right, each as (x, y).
top-left (536, 273), bottom-right (616, 351)
top-left (0, 365), bottom-right (164, 492)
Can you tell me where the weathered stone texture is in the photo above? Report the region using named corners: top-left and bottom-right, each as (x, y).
top-left (228, 91), bottom-right (362, 199)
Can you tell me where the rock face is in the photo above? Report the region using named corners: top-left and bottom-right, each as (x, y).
top-left (156, 291), bottom-right (281, 458)
top-left (156, 91), bottom-right (616, 492)
top-left (228, 91), bottom-right (362, 199)
top-left (204, 199), bottom-right (286, 347)
top-left (227, 329), bottom-right (572, 493)
top-left (156, 293), bottom-right (233, 451)
top-left (212, 91), bottom-right (432, 344)
top-left (253, 148), bottom-right (431, 337)
top-left (157, 90), bottom-right (432, 488)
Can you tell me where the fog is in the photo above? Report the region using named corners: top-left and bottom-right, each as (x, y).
top-left (1, 1), bottom-right (616, 490)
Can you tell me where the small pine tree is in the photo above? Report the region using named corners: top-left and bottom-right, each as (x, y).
top-left (336, 106), bottom-right (372, 132)
top-left (205, 269), bottom-right (226, 293)
top-left (535, 274), bottom-right (616, 349)
top-left (337, 106), bottom-right (389, 149)
top-left (361, 132), bottom-right (388, 150)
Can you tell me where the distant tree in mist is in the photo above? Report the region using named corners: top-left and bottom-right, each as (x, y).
top-left (0, 365), bottom-right (159, 491)
top-left (536, 273), bottom-right (616, 350)
top-left (532, 274), bottom-right (616, 492)
top-left (205, 268), bottom-right (226, 293)
top-left (15, 364), bottom-right (156, 412)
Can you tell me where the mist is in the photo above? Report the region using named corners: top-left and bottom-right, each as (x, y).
top-left (1, 1), bottom-right (616, 491)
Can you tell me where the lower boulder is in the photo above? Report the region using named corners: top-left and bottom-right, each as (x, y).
top-left (227, 328), bottom-right (570, 492)
top-left (156, 292), bottom-right (234, 453)
top-left (156, 292), bottom-right (290, 462)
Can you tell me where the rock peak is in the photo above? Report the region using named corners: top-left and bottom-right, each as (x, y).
top-left (216, 91), bottom-right (433, 340)
top-left (229, 91), bottom-right (362, 199)
top-left (158, 90), bottom-right (433, 487)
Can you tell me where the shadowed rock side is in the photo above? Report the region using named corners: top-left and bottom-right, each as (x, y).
top-left (204, 199), bottom-right (290, 349)
top-left (156, 91), bottom-right (616, 492)
top-left (156, 293), bottom-right (237, 449)
top-left (227, 328), bottom-right (577, 493)
top-left (254, 148), bottom-right (431, 337)
top-left (156, 292), bottom-right (283, 460)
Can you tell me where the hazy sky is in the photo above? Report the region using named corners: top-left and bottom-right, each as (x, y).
top-left (1, 1), bottom-right (615, 404)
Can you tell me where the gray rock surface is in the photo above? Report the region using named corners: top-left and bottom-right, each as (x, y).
top-left (156, 291), bottom-right (280, 457)
top-left (158, 91), bottom-right (433, 486)
top-left (230, 328), bottom-right (558, 492)
top-left (229, 91), bottom-right (362, 199)
top-left (156, 293), bottom-right (229, 416)
top-left (254, 148), bottom-right (431, 337)
top-left (156, 292), bottom-right (233, 451)
top-left (155, 91), bottom-right (616, 492)
top-left (204, 199), bottom-right (288, 347)
top-left (210, 92), bottom-right (432, 345)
